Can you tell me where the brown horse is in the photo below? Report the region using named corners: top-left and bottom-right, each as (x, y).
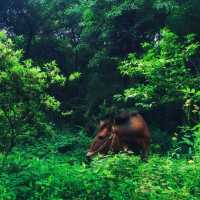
top-left (86, 112), bottom-right (150, 160)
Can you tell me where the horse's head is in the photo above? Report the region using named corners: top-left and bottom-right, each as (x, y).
top-left (86, 120), bottom-right (114, 160)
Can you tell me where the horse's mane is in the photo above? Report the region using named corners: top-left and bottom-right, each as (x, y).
top-left (99, 110), bottom-right (139, 128)
top-left (114, 111), bottom-right (138, 125)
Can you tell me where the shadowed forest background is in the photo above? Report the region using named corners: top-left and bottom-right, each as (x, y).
top-left (1, 0), bottom-right (200, 199)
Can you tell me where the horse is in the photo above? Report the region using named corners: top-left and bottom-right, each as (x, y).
top-left (86, 112), bottom-right (150, 160)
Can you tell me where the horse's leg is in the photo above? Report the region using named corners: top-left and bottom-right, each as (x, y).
top-left (140, 139), bottom-right (150, 161)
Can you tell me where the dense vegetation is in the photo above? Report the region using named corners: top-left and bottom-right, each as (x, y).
top-left (0, 0), bottom-right (200, 199)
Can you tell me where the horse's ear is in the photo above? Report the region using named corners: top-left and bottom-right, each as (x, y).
top-left (99, 119), bottom-right (112, 129)
top-left (111, 124), bottom-right (117, 132)
top-left (99, 120), bottom-right (105, 127)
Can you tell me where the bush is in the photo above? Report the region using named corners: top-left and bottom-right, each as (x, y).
top-left (1, 125), bottom-right (200, 200)
top-left (0, 31), bottom-right (65, 152)
top-left (117, 28), bottom-right (200, 112)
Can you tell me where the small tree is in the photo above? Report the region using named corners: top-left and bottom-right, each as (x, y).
top-left (117, 28), bottom-right (200, 111)
top-left (0, 31), bottom-right (65, 152)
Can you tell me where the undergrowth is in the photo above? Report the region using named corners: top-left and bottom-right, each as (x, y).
top-left (1, 127), bottom-right (200, 200)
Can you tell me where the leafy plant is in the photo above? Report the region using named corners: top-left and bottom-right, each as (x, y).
top-left (118, 28), bottom-right (200, 111)
top-left (0, 31), bottom-right (65, 152)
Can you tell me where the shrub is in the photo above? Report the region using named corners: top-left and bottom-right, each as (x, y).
top-left (0, 31), bottom-right (65, 152)
top-left (1, 150), bottom-right (200, 200)
top-left (117, 28), bottom-right (200, 111)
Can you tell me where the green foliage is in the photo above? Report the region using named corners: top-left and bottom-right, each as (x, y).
top-left (167, 0), bottom-right (200, 36)
top-left (68, 72), bottom-right (81, 81)
top-left (1, 1), bottom-right (200, 199)
top-left (182, 87), bottom-right (200, 125)
top-left (1, 150), bottom-right (200, 200)
top-left (0, 126), bottom-right (200, 200)
top-left (1, 0), bottom-right (200, 128)
top-left (194, 123), bottom-right (200, 158)
top-left (118, 28), bottom-right (200, 110)
top-left (0, 31), bottom-right (65, 151)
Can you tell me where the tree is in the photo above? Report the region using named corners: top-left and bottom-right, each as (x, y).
top-left (117, 28), bottom-right (200, 114)
top-left (0, 31), bottom-right (65, 152)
